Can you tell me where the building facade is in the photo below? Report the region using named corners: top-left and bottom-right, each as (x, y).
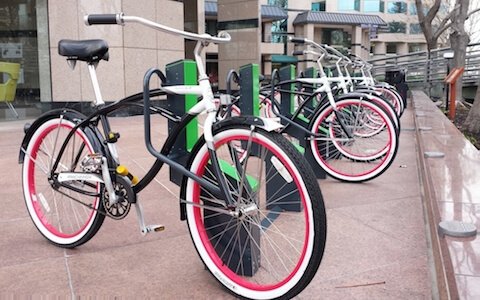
top-left (203, 0), bottom-right (431, 86)
top-left (1, 0), bottom-right (184, 119)
top-left (1, 0), bottom-right (432, 120)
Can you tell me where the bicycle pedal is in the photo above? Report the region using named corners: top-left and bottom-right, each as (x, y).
top-left (143, 224), bottom-right (165, 234)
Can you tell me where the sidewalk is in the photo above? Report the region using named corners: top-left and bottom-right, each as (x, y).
top-left (1, 96), bottom-right (434, 298)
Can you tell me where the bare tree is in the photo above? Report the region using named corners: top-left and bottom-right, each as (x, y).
top-left (415, 0), bottom-right (452, 52)
top-left (416, 0), bottom-right (480, 133)
top-left (415, 0), bottom-right (453, 94)
top-left (463, 1), bottom-right (480, 133)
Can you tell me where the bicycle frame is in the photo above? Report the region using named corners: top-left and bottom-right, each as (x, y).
top-left (38, 13), bottom-right (263, 213)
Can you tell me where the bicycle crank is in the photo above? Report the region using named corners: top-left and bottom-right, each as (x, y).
top-left (102, 175), bottom-right (135, 220)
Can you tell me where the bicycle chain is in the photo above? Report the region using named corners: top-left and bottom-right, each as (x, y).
top-left (54, 175), bottom-right (135, 220)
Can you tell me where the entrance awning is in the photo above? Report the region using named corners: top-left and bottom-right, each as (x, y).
top-left (293, 11), bottom-right (386, 27)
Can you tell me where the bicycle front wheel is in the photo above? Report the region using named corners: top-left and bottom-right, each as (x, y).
top-left (183, 125), bottom-right (326, 299)
top-left (22, 114), bottom-right (105, 248)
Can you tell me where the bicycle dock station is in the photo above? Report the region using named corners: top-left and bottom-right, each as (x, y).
top-left (164, 59), bottom-right (198, 185)
top-left (5, 10), bottom-right (479, 300)
top-left (0, 87), bottom-right (444, 299)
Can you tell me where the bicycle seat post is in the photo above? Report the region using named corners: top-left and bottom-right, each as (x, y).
top-left (87, 62), bottom-right (105, 106)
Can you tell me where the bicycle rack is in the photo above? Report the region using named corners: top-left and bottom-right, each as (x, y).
top-left (276, 64), bottom-right (326, 180)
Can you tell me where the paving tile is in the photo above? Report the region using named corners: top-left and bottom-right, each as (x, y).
top-left (67, 235), bottom-right (234, 299)
top-left (301, 256), bottom-right (431, 300)
top-left (0, 257), bottom-right (71, 295)
top-left (0, 218), bottom-right (66, 268)
top-left (0, 103), bottom-right (435, 298)
top-left (312, 209), bottom-right (426, 282)
top-left (456, 275), bottom-right (480, 299)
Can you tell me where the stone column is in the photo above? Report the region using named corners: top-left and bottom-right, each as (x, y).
top-left (218, 0), bottom-right (261, 90)
top-left (351, 25), bottom-right (363, 58)
top-left (37, 0), bottom-right (51, 102)
top-left (374, 41), bottom-right (386, 57)
top-left (304, 23), bottom-right (315, 70)
top-left (184, 0), bottom-right (205, 60)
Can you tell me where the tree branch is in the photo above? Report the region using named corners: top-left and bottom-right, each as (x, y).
top-left (426, 0), bottom-right (442, 23)
top-left (415, 0), bottom-right (426, 22)
top-left (433, 21), bottom-right (453, 40)
top-left (467, 7), bottom-right (480, 19)
top-left (432, 7), bottom-right (458, 40)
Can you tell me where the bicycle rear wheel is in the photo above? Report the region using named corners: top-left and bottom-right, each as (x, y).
top-left (22, 114), bottom-right (105, 248)
top-left (183, 124), bottom-right (326, 299)
top-left (309, 99), bottom-right (399, 182)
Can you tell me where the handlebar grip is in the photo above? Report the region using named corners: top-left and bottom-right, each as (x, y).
top-left (292, 50), bottom-right (305, 56)
top-left (290, 37), bottom-right (306, 44)
top-left (85, 14), bottom-right (120, 25)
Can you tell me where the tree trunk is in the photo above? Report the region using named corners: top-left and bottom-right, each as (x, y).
top-left (449, 32), bottom-right (469, 101)
top-left (449, 0), bottom-right (470, 103)
top-left (464, 85), bottom-right (480, 134)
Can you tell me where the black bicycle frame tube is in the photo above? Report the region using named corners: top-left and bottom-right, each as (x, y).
top-left (261, 78), bottom-right (355, 139)
top-left (48, 86), bottom-right (222, 200)
top-left (142, 68), bottom-right (223, 199)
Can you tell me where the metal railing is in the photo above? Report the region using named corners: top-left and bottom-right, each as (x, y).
top-left (368, 43), bottom-right (480, 87)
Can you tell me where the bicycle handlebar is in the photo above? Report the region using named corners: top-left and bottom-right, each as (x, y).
top-left (85, 13), bottom-right (231, 44)
top-left (85, 14), bottom-right (119, 25)
top-left (290, 37), bottom-right (306, 44)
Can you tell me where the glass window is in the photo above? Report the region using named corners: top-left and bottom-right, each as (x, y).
top-left (410, 23), bottom-right (422, 34)
top-left (205, 20), bottom-right (217, 36)
top-left (387, 1), bottom-right (407, 14)
top-left (409, 3), bottom-right (417, 15)
top-left (388, 21), bottom-right (407, 33)
top-left (338, 0), bottom-right (360, 11)
top-left (364, 0), bottom-right (385, 12)
top-left (268, 0), bottom-right (288, 9)
top-left (409, 44), bottom-right (422, 53)
top-left (386, 43), bottom-right (397, 54)
top-left (270, 19), bottom-right (288, 43)
top-left (322, 29), bottom-right (351, 48)
top-left (312, 1), bottom-right (326, 11)
top-left (0, 0), bottom-right (41, 106)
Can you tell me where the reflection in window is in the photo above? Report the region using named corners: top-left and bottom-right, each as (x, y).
top-left (271, 19), bottom-right (288, 43)
top-left (387, 1), bottom-right (407, 13)
top-left (410, 23), bottom-right (422, 34)
top-left (364, 0), bottom-right (385, 12)
top-left (409, 44), bottom-right (422, 53)
top-left (312, 1), bottom-right (326, 11)
top-left (322, 29), bottom-right (351, 48)
top-left (388, 21), bottom-right (407, 33)
top-left (386, 43), bottom-right (397, 54)
top-left (338, 0), bottom-right (360, 11)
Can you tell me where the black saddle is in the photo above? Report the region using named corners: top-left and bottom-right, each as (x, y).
top-left (58, 39), bottom-right (109, 63)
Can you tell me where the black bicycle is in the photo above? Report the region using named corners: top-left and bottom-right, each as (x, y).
top-left (18, 13), bottom-right (326, 300)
